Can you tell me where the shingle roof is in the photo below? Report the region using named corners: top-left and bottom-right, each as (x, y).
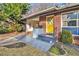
top-left (22, 4), bottom-right (79, 19)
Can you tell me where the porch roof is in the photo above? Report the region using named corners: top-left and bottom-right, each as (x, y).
top-left (25, 7), bottom-right (58, 19)
top-left (24, 4), bottom-right (79, 19)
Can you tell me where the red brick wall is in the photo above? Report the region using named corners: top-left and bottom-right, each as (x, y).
top-left (54, 15), bottom-right (61, 40)
top-left (39, 16), bottom-right (46, 33)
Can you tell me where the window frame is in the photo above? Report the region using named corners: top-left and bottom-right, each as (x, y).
top-left (61, 10), bottom-right (79, 36)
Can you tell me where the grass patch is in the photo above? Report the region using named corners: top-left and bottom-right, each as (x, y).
top-left (0, 42), bottom-right (49, 56)
top-left (49, 42), bottom-right (79, 56)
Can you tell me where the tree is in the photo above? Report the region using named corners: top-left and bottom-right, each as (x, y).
top-left (0, 3), bottom-right (30, 32)
top-left (0, 3), bottom-right (30, 22)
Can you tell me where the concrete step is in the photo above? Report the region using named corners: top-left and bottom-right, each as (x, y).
top-left (20, 36), bottom-right (54, 52)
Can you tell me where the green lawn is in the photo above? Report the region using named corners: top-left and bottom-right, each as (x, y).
top-left (0, 42), bottom-right (50, 56)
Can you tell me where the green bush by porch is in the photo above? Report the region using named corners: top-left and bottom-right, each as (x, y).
top-left (61, 30), bottom-right (73, 44)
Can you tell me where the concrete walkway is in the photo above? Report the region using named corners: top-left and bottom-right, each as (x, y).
top-left (18, 36), bottom-right (55, 52)
top-left (0, 33), bottom-right (55, 52)
top-left (0, 33), bottom-right (25, 46)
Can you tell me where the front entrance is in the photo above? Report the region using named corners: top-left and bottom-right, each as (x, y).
top-left (46, 15), bottom-right (54, 34)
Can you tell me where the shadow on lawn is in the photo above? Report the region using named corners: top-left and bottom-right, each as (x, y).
top-left (3, 42), bottom-right (26, 48)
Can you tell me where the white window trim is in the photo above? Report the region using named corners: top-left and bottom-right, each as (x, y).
top-left (62, 26), bottom-right (79, 28)
top-left (61, 10), bottom-right (79, 36)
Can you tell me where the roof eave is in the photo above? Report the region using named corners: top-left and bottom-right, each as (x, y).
top-left (26, 7), bottom-right (58, 19)
top-left (24, 4), bottom-right (79, 19)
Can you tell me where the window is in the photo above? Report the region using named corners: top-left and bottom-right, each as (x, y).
top-left (47, 17), bottom-right (53, 24)
top-left (63, 20), bottom-right (76, 26)
top-left (63, 21), bottom-right (68, 26)
top-left (68, 20), bottom-right (76, 26)
top-left (62, 12), bottom-right (77, 26)
top-left (62, 11), bottom-right (79, 35)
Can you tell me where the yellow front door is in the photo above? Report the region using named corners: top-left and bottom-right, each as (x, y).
top-left (46, 15), bottom-right (54, 33)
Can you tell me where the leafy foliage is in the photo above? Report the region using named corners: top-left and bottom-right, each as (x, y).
top-left (0, 3), bottom-right (30, 33)
top-left (50, 47), bottom-right (60, 55)
top-left (50, 44), bottom-right (65, 55)
top-left (0, 21), bottom-right (13, 34)
top-left (61, 30), bottom-right (73, 44)
top-left (0, 3), bottom-right (30, 21)
top-left (16, 24), bottom-right (23, 32)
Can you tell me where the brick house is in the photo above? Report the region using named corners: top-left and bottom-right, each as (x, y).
top-left (25, 4), bottom-right (79, 45)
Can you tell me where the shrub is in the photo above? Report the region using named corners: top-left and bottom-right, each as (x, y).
top-left (61, 30), bottom-right (73, 44)
top-left (16, 24), bottom-right (23, 32)
top-left (0, 25), bottom-right (13, 34)
top-left (0, 26), bottom-right (7, 34)
top-left (0, 22), bottom-right (23, 34)
top-left (50, 45), bottom-right (65, 55)
top-left (7, 27), bottom-right (14, 33)
top-left (50, 47), bottom-right (60, 55)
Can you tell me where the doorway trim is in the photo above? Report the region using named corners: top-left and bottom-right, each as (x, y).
top-left (46, 15), bottom-right (54, 34)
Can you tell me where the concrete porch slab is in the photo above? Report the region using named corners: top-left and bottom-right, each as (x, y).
top-left (18, 36), bottom-right (55, 52)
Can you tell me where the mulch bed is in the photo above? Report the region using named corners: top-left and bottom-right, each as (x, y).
top-left (3, 42), bottom-right (26, 48)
